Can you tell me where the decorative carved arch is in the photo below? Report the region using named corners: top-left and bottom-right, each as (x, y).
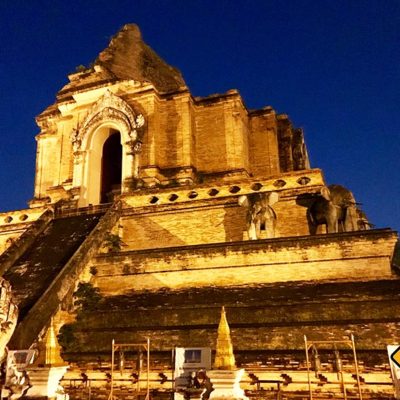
top-left (70, 90), bottom-right (145, 206)
top-left (70, 90), bottom-right (144, 152)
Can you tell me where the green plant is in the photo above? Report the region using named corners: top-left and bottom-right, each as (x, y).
top-left (102, 232), bottom-right (126, 253)
top-left (57, 324), bottom-right (77, 351)
top-left (73, 282), bottom-right (102, 311)
top-left (90, 266), bottom-right (98, 276)
top-left (75, 64), bottom-right (87, 72)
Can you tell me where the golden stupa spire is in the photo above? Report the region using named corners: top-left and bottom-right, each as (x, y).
top-left (214, 306), bottom-right (236, 370)
top-left (34, 318), bottom-right (66, 366)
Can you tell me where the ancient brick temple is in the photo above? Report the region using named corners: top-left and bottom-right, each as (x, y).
top-left (0, 24), bottom-right (398, 399)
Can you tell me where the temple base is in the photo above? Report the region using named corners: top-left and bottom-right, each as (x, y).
top-left (208, 369), bottom-right (248, 400)
top-left (26, 365), bottom-right (68, 399)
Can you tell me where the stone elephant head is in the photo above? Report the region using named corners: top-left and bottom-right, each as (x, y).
top-left (238, 192), bottom-right (279, 240)
top-left (308, 184), bottom-right (363, 234)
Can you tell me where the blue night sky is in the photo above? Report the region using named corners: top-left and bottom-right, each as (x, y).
top-left (0, 0), bottom-right (399, 233)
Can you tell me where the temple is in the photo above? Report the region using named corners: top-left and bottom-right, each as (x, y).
top-left (0, 24), bottom-right (398, 400)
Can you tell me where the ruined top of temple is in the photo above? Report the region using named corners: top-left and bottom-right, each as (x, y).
top-left (56, 24), bottom-right (186, 101)
top-left (31, 23), bottom-right (313, 208)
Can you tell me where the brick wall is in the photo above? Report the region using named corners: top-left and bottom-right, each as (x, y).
top-left (249, 110), bottom-right (280, 177)
top-left (93, 230), bottom-right (396, 294)
top-left (60, 279), bottom-right (400, 358)
top-left (194, 102), bottom-right (228, 173)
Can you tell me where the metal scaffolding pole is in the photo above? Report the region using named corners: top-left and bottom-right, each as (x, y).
top-left (108, 338), bottom-right (150, 400)
top-left (304, 335), bottom-right (362, 400)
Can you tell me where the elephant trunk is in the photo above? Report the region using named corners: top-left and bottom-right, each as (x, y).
top-left (344, 205), bottom-right (358, 232)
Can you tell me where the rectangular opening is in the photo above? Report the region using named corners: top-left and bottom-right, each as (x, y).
top-left (184, 349), bottom-right (202, 364)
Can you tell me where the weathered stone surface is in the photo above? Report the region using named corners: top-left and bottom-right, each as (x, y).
top-left (92, 229), bottom-right (397, 293)
top-left (0, 278), bottom-right (18, 360)
top-left (4, 213), bottom-right (102, 318)
top-left (97, 24), bottom-right (186, 92)
top-left (0, 208), bottom-right (52, 276)
top-left (59, 278), bottom-right (400, 368)
top-left (32, 24), bottom-right (312, 206)
top-left (0, 23), bottom-right (398, 399)
top-left (10, 204), bottom-right (121, 349)
top-left (55, 23), bottom-right (186, 101)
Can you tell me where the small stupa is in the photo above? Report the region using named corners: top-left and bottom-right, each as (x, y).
top-left (33, 319), bottom-right (66, 367)
top-left (25, 319), bottom-right (69, 399)
top-left (208, 307), bottom-right (248, 400)
top-left (214, 306), bottom-right (236, 369)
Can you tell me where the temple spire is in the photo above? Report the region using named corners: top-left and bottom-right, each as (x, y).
top-left (214, 306), bottom-right (236, 370)
top-left (34, 318), bottom-right (66, 366)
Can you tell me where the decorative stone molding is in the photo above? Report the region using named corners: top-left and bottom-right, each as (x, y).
top-left (126, 114), bottom-right (145, 154)
top-left (129, 139), bottom-right (143, 155)
top-left (70, 128), bottom-right (81, 152)
top-left (36, 117), bottom-right (57, 135)
top-left (72, 150), bottom-right (84, 165)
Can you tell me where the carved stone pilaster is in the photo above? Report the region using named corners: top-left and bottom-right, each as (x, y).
top-left (72, 151), bottom-right (84, 165)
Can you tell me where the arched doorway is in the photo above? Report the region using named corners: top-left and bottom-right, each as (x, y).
top-left (76, 96), bottom-right (144, 207)
top-left (100, 130), bottom-right (122, 203)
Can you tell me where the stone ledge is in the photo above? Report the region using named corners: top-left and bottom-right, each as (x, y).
top-left (98, 228), bottom-right (397, 258)
top-left (120, 168), bottom-right (324, 210)
top-left (93, 229), bottom-right (398, 294)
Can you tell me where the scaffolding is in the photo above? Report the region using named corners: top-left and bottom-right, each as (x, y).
top-left (304, 334), bottom-right (362, 400)
top-left (108, 338), bottom-right (150, 400)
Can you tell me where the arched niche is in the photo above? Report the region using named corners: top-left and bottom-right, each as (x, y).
top-left (80, 122), bottom-right (127, 206)
top-left (71, 91), bottom-right (144, 207)
top-left (101, 131), bottom-right (122, 203)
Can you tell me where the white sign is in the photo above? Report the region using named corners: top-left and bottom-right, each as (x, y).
top-left (174, 347), bottom-right (211, 389)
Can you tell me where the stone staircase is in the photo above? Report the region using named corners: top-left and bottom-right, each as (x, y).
top-left (4, 202), bottom-right (121, 349)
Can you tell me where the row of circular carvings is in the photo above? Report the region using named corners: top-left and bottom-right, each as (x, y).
top-left (3, 214), bottom-right (29, 224)
top-left (148, 176), bottom-right (311, 205)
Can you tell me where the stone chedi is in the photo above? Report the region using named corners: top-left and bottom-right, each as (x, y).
top-left (0, 23), bottom-right (397, 399)
top-left (25, 320), bottom-right (69, 399)
top-left (208, 307), bottom-right (248, 400)
top-left (214, 307), bottom-right (236, 370)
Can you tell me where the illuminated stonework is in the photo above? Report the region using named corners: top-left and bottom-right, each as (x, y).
top-left (0, 23), bottom-right (398, 400)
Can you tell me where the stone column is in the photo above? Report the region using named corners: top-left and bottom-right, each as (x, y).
top-left (123, 139), bottom-right (143, 192)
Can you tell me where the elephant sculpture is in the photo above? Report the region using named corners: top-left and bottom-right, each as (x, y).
top-left (238, 192), bottom-right (279, 240)
top-left (308, 184), bottom-right (365, 234)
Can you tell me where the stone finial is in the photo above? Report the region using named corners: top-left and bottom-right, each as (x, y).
top-left (34, 319), bottom-right (66, 367)
top-left (214, 306), bottom-right (236, 370)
